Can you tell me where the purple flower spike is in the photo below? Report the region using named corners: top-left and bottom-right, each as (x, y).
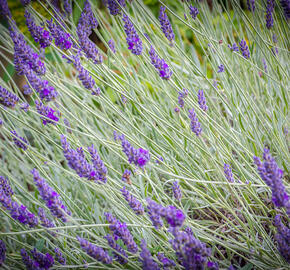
top-left (35, 100), bottom-right (59, 125)
top-left (122, 169), bottom-right (131, 184)
top-left (159, 6), bottom-right (175, 45)
top-left (54, 248), bottom-right (66, 265)
top-left (25, 11), bottom-right (52, 48)
top-left (170, 230), bottom-right (211, 270)
top-left (10, 30), bottom-right (46, 76)
top-left (108, 39), bottom-right (116, 53)
top-left (122, 14), bottom-right (143, 55)
top-left (197, 89), bottom-right (208, 112)
top-left (20, 0), bottom-right (30, 6)
top-left (21, 249), bottom-right (40, 270)
top-left (31, 168), bottom-right (71, 222)
top-left (106, 0), bottom-right (126, 16)
top-left (172, 181), bottom-right (182, 201)
top-left (38, 207), bottom-right (55, 229)
top-left (224, 164), bottom-right (234, 183)
top-left (178, 89), bottom-right (188, 109)
top-left (31, 248), bottom-right (54, 270)
top-left (0, 85), bottom-right (19, 108)
top-left (104, 212), bottom-right (138, 253)
top-left (104, 234), bottom-right (128, 264)
top-left (217, 64), bottom-right (225, 73)
top-left (20, 102), bottom-right (29, 112)
top-left (0, 0), bottom-right (12, 18)
top-left (254, 148), bottom-right (289, 209)
top-left (147, 198), bottom-right (164, 229)
top-left (140, 240), bottom-right (160, 270)
top-left (274, 215), bottom-right (290, 263)
top-left (10, 130), bottom-right (28, 150)
top-left (161, 205), bottom-right (185, 228)
top-left (46, 19), bottom-right (72, 50)
top-left (0, 240), bottom-right (6, 267)
top-left (149, 46), bottom-right (172, 80)
top-left (228, 43), bottom-right (239, 52)
top-left (266, 0), bottom-right (275, 29)
top-left (157, 252), bottom-right (176, 269)
top-left (0, 176), bottom-right (13, 197)
top-left (262, 58), bottom-right (268, 73)
top-left (119, 135), bottom-right (150, 169)
top-left (247, 0), bottom-right (255, 12)
top-left (121, 186), bottom-right (144, 215)
top-left (280, 0), bottom-right (290, 20)
top-left (239, 39), bottom-right (250, 59)
top-left (189, 5), bottom-right (199, 19)
top-left (88, 145), bottom-right (108, 183)
top-left (207, 261), bottom-right (219, 270)
top-left (61, 135), bottom-right (99, 182)
top-left (77, 237), bottom-right (113, 264)
top-left (188, 108), bottom-right (202, 136)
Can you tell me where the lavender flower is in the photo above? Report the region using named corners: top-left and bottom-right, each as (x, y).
top-left (224, 164), bottom-right (234, 183)
top-left (46, 19), bottom-right (72, 50)
top-left (77, 237), bottom-right (113, 264)
top-left (38, 207), bottom-right (55, 229)
top-left (239, 39), bottom-right (250, 59)
top-left (147, 198), bottom-right (164, 229)
top-left (161, 205), bottom-right (185, 228)
top-left (54, 248), bottom-right (66, 265)
top-left (122, 14), bottom-right (143, 55)
top-left (23, 84), bottom-right (33, 95)
top-left (174, 107), bottom-right (180, 113)
top-left (104, 212), bottom-right (138, 253)
top-left (247, 0), bottom-right (255, 12)
top-left (10, 130), bottom-right (28, 150)
top-left (189, 5), bottom-right (199, 19)
top-left (122, 169), bottom-right (131, 184)
top-left (31, 168), bottom-right (71, 222)
top-left (20, 103), bottom-right (29, 112)
top-left (207, 261), bottom-right (219, 270)
top-left (0, 0), bottom-right (11, 18)
top-left (197, 89), bottom-right (208, 112)
top-left (0, 85), bottom-right (19, 108)
top-left (188, 108), bottom-right (202, 136)
top-left (217, 64), bottom-right (225, 73)
top-left (63, 0), bottom-right (72, 15)
top-left (0, 176), bottom-right (13, 197)
top-left (280, 0), bottom-right (290, 20)
top-left (104, 234), bottom-right (128, 264)
top-left (25, 11), bottom-right (52, 48)
top-left (108, 39), bottom-right (116, 53)
top-left (262, 58), bottom-right (268, 73)
top-left (140, 240), bottom-right (160, 270)
top-left (31, 248), bottom-right (54, 270)
top-left (266, 0), bottom-right (275, 29)
top-left (88, 144), bottom-right (108, 183)
top-left (159, 6), bottom-right (175, 45)
top-left (170, 230), bottom-right (211, 270)
top-left (119, 135), bottom-right (150, 169)
top-left (228, 43), bottom-right (239, 52)
top-left (254, 148), bottom-right (289, 208)
top-left (149, 46), bottom-right (172, 80)
top-left (60, 135), bottom-right (98, 182)
top-left (172, 181), bottom-right (182, 201)
top-left (20, 0), bottom-right (30, 5)
top-left (106, 0), bottom-right (126, 16)
top-left (0, 118), bottom-right (3, 126)
top-left (64, 118), bottom-right (72, 133)
top-left (21, 249), bottom-right (40, 270)
top-left (274, 215), bottom-right (290, 263)
top-left (157, 252), bottom-right (176, 269)
top-left (35, 100), bottom-right (59, 125)
top-left (10, 30), bottom-right (46, 76)
top-left (178, 89), bottom-right (188, 109)
top-left (0, 240), bottom-right (6, 267)
top-left (120, 186), bottom-right (144, 215)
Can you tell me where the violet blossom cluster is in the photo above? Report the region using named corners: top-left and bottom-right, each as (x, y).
top-left (105, 212), bottom-right (138, 253)
top-left (10, 130), bottom-right (28, 150)
top-left (280, 0), bottom-right (290, 20)
top-left (140, 240), bottom-right (160, 270)
top-left (274, 215), bottom-right (290, 263)
top-left (189, 5), bottom-right (199, 19)
top-left (265, 0), bottom-right (275, 29)
top-left (120, 186), bottom-right (144, 215)
top-left (0, 0), bottom-right (11, 18)
top-left (77, 237), bottom-right (112, 264)
top-left (224, 163), bottom-right (234, 183)
top-left (188, 108), bottom-right (202, 136)
top-left (54, 248), bottom-right (66, 265)
top-left (172, 181), bottom-right (182, 201)
top-left (254, 148), bottom-right (289, 210)
top-left (122, 14), bottom-right (143, 55)
top-left (25, 11), bottom-right (52, 48)
top-left (108, 39), bottom-right (116, 53)
top-left (0, 85), bottom-right (19, 108)
top-left (77, 0), bottom-right (103, 64)
top-left (31, 168), bottom-right (71, 222)
top-left (35, 100), bottom-right (59, 125)
top-left (21, 248), bottom-right (54, 270)
top-left (217, 64), bottom-right (225, 73)
top-left (197, 89), bottom-right (208, 112)
top-left (0, 240), bottom-right (5, 267)
top-left (104, 234), bottom-right (128, 264)
top-left (38, 207), bottom-right (55, 229)
top-left (239, 39), bottom-right (250, 59)
top-left (149, 46), bottom-right (172, 80)
top-left (0, 176), bottom-right (13, 197)
top-left (122, 169), bottom-right (131, 184)
top-left (117, 134), bottom-right (150, 169)
top-left (157, 252), bottom-right (176, 269)
top-left (178, 89), bottom-right (188, 109)
top-left (247, 0), bottom-right (255, 12)
top-left (228, 43), bottom-right (239, 52)
top-left (106, 0), bottom-right (126, 16)
top-left (159, 6), bottom-right (175, 45)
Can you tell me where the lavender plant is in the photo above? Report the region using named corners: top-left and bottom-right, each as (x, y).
top-left (0, 0), bottom-right (289, 269)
